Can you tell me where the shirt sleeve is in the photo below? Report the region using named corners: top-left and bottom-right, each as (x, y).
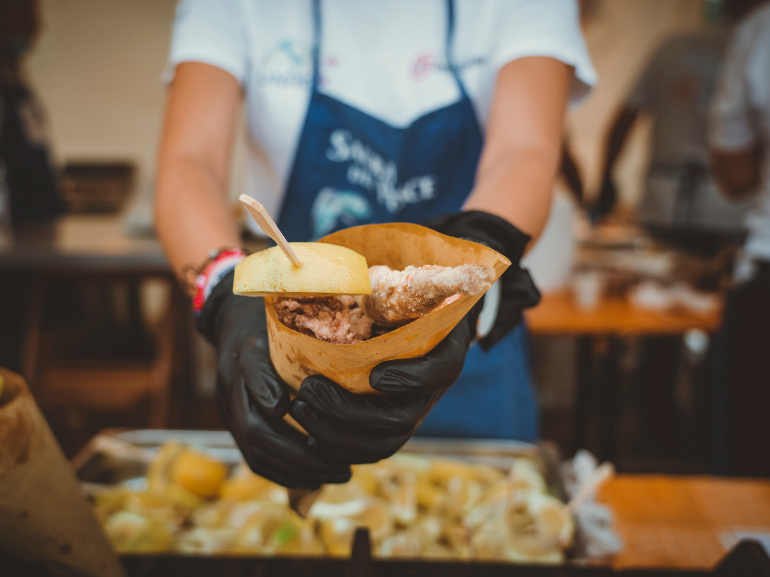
top-left (491, 0), bottom-right (597, 103)
top-left (164, 0), bottom-right (250, 85)
top-left (709, 20), bottom-right (758, 151)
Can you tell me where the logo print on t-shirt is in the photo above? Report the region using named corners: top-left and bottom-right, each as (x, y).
top-left (412, 53), bottom-right (487, 81)
top-left (325, 129), bottom-right (437, 214)
top-left (257, 40), bottom-right (338, 87)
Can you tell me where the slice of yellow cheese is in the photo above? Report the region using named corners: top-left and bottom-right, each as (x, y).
top-left (233, 243), bottom-right (371, 297)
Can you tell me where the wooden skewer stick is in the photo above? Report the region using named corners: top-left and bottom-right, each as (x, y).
top-left (239, 194), bottom-right (302, 267)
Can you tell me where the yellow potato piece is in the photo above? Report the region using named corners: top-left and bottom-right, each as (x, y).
top-left (234, 243), bottom-right (371, 297)
top-left (146, 440), bottom-right (186, 493)
top-left (219, 465), bottom-right (284, 502)
top-left (171, 449), bottom-right (228, 499)
top-left (416, 480), bottom-right (444, 511)
top-left (104, 511), bottom-right (175, 553)
top-left (318, 517), bottom-right (356, 557)
top-left (429, 459), bottom-right (478, 486)
top-left (521, 492), bottom-right (574, 548)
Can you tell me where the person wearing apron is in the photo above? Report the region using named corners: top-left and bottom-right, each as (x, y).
top-left (275, 0), bottom-right (538, 442)
top-left (156, 0), bottom-right (594, 488)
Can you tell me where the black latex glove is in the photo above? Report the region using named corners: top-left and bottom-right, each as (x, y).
top-left (197, 270), bottom-right (351, 489)
top-left (290, 314), bottom-right (474, 465)
top-left (423, 210), bottom-right (540, 349)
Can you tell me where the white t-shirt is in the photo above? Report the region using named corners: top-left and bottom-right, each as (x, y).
top-left (709, 3), bottom-right (770, 261)
top-left (166, 0), bottom-right (596, 220)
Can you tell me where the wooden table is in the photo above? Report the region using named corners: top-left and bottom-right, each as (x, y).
top-left (600, 474), bottom-right (770, 570)
top-left (526, 290), bottom-right (722, 336)
top-left (0, 214), bottom-right (168, 274)
top-left (0, 215), bottom-right (196, 430)
top-left (523, 290), bottom-right (724, 462)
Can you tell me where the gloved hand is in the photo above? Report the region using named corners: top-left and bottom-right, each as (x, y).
top-left (290, 314), bottom-right (474, 465)
top-left (424, 210), bottom-right (540, 349)
top-left (289, 211), bottom-right (538, 465)
top-left (197, 270), bottom-right (352, 489)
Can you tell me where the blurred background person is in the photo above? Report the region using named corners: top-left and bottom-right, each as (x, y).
top-left (592, 0), bottom-right (763, 245)
top-left (586, 0), bottom-right (764, 458)
top-left (0, 0), bottom-right (63, 226)
top-left (709, 0), bottom-right (770, 477)
top-left (0, 0), bottom-right (65, 373)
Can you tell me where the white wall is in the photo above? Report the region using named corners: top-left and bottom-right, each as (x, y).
top-left (27, 0), bottom-right (178, 197)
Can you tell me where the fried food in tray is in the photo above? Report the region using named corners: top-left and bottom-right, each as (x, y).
top-left (92, 441), bottom-right (574, 563)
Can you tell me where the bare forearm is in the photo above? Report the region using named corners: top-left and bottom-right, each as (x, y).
top-left (155, 156), bottom-right (240, 281)
top-left (463, 148), bottom-right (558, 241)
top-left (463, 57), bottom-right (570, 245)
top-left (153, 62), bottom-right (244, 283)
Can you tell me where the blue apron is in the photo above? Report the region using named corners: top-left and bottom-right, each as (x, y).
top-left (276, 0), bottom-right (538, 441)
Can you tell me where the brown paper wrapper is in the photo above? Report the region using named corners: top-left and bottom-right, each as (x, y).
top-left (265, 223), bottom-right (510, 394)
top-left (0, 369), bottom-right (125, 577)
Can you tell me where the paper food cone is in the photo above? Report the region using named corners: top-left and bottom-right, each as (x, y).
top-left (265, 223), bottom-right (510, 394)
top-left (0, 369), bottom-right (125, 577)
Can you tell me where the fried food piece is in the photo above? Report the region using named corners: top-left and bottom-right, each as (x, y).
top-left (103, 510), bottom-right (176, 553)
top-left (365, 264), bottom-right (495, 326)
top-left (470, 492), bottom-right (571, 564)
top-left (273, 295), bottom-right (374, 344)
top-left (97, 440), bottom-right (575, 561)
top-left (171, 448), bottom-right (228, 498)
top-left (219, 463), bottom-right (286, 502)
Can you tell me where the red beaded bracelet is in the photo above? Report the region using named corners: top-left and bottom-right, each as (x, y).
top-left (192, 248), bottom-right (247, 316)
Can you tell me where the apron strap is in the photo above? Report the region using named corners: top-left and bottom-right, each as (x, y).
top-left (310, 0), bottom-right (471, 99)
top-left (311, 0), bottom-right (321, 90)
top-left (445, 0), bottom-right (470, 99)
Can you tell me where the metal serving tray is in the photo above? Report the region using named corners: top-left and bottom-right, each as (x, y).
top-left (73, 428), bottom-right (584, 570)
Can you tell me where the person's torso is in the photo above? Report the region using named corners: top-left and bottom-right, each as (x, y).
top-left (237, 0), bottom-right (513, 219)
